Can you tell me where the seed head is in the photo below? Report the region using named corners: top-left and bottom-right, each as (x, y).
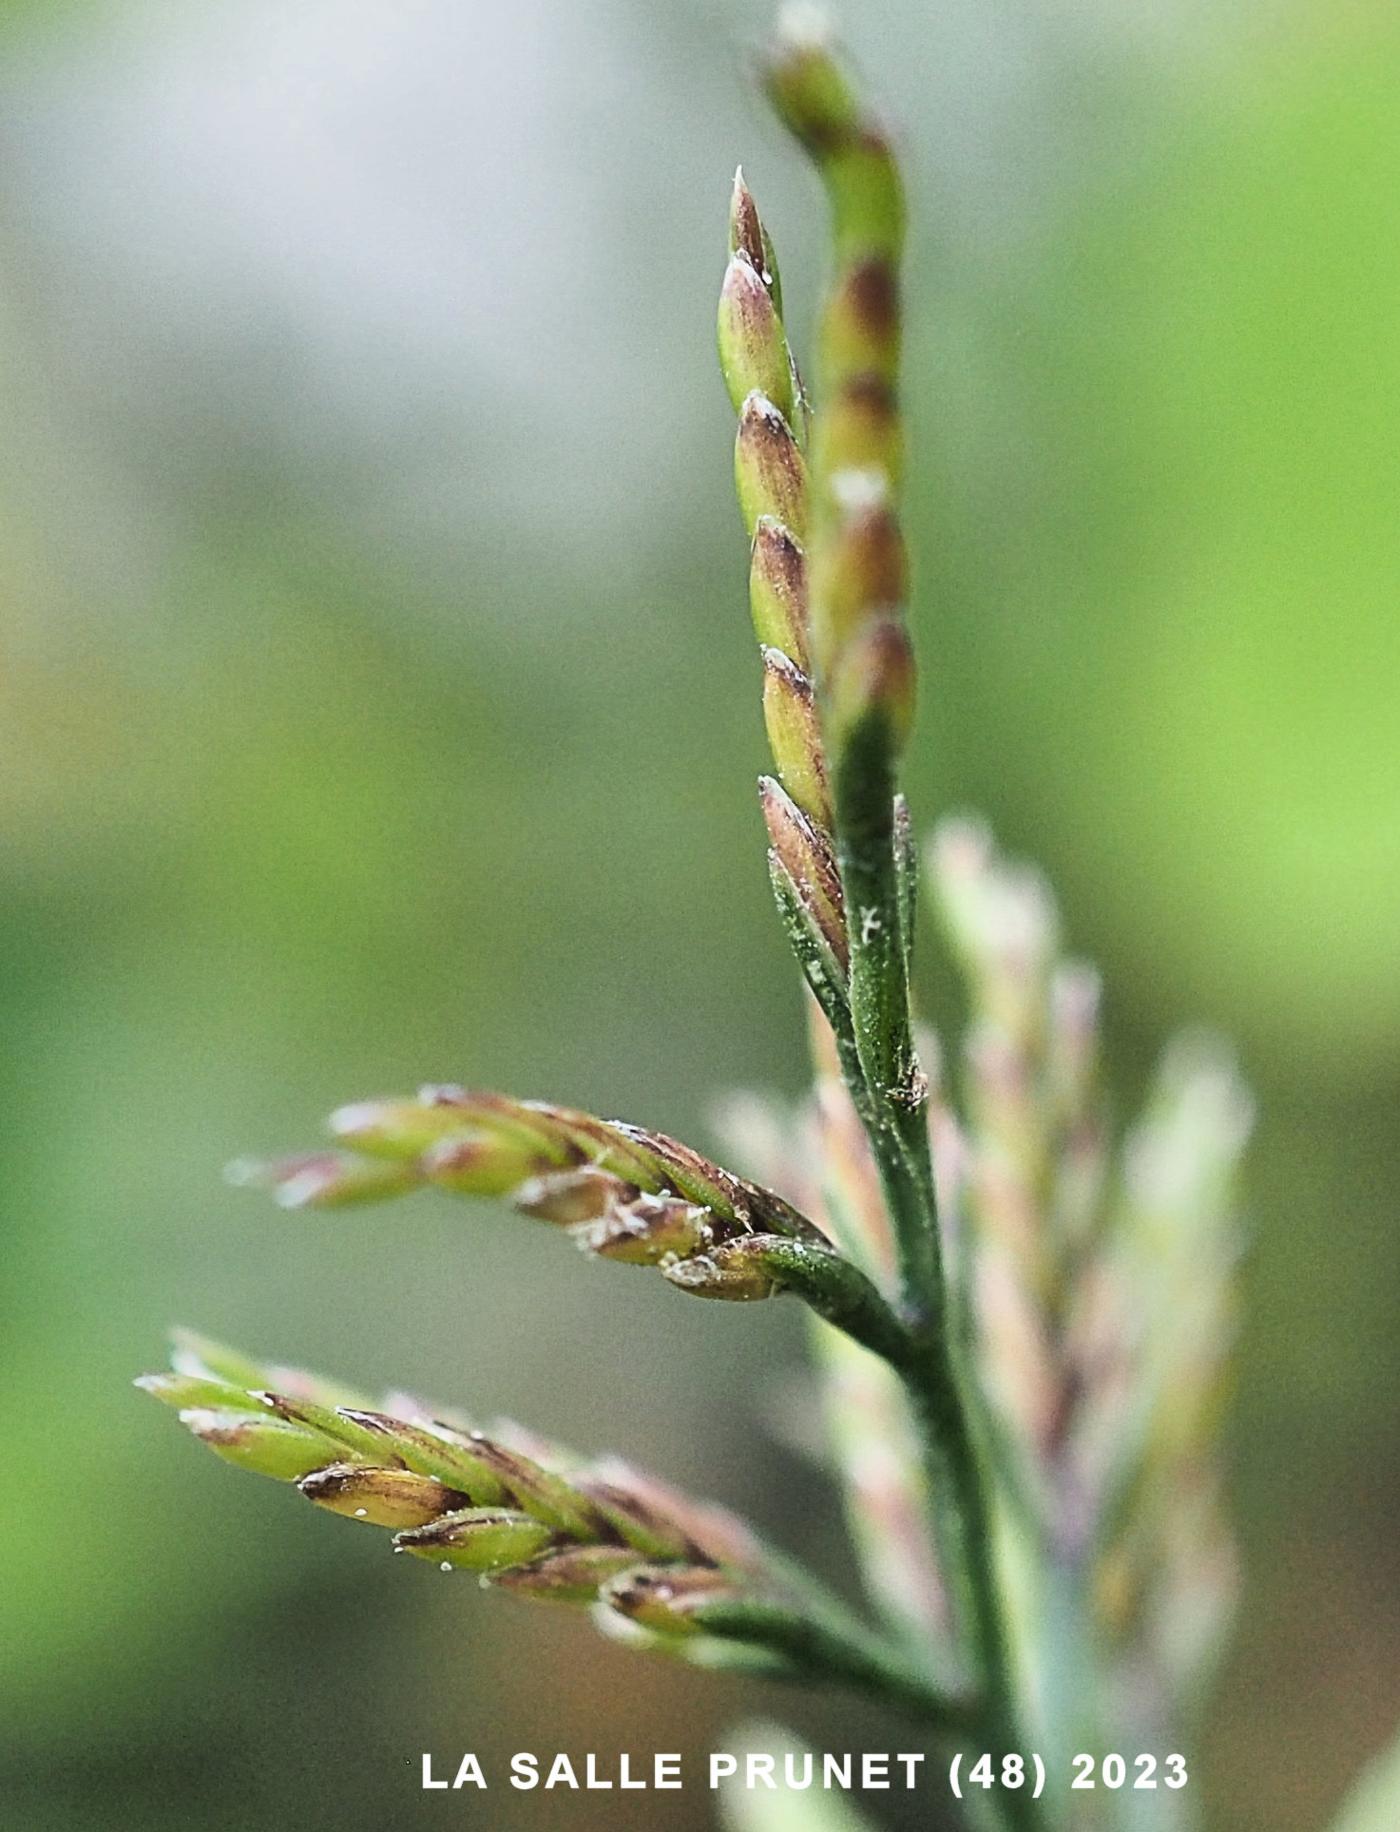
top-left (662, 1236), bottom-right (783, 1301)
top-left (811, 495), bottom-right (906, 670)
top-left (728, 166), bottom-right (783, 317)
top-left (735, 393), bottom-right (808, 540)
top-left (489, 1545), bottom-right (643, 1605)
top-left (760, 776), bottom-right (848, 975)
top-left (176, 1408), bottom-right (346, 1482)
top-left (748, 517), bottom-right (809, 668)
top-left (394, 1507), bottom-right (556, 1572)
top-left (601, 1565), bottom-right (742, 1636)
top-left (761, 19), bottom-right (905, 265)
top-left (761, 647), bottom-right (831, 829)
top-left (225, 1151), bottom-right (422, 1209)
top-left (299, 1463), bottom-right (468, 1529)
top-left (825, 615), bottom-right (916, 756)
top-left (813, 380), bottom-right (901, 504)
top-left (718, 254), bottom-right (796, 424)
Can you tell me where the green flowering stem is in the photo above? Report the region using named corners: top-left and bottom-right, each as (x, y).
top-left (661, 1230), bottom-right (917, 1361)
top-left (828, 682), bottom-right (935, 1310)
top-left (603, 1561), bottom-right (962, 1727)
top-left (139, 1333), bottom-right (967, 1727)
top-left (231, 1088), bottom-right (974, 1390)
top-left (760, 24), bottom-right (1042, 1826)
top-left (677, 1595), bottom-right (974, 1731)
top-left (761, 16), bottom-right (924, 1304)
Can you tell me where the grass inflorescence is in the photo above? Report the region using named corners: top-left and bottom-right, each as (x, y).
top-left (129, 14), bottom-right (1325, 1832)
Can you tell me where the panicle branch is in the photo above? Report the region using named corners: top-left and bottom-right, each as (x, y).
top-left (761, 11), bottom-right (912, 792)
top-left (712, 1052), bottom-right (955, 1678)
top-left (756, 17), bottom-right (930, 1302)
top-left (719, 168), bottom-right (852, 1042)
top-left (736, 32), bottom-right (1042, 1808)
top-left (1089, 1035), bottom-right (1251, 1702)
top-left (927, 817), bottom-right (1252, 1748)
top-left (232, 1085), bottom-right (923, 1369)
top-left (138, 1335), bottom-right (961, 1723)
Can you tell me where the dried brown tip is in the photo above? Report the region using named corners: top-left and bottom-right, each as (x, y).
top-left (299, 1463), bottom-right (468, 1530)
top-left (735, 392), bottom-right (808, 540)
top-left (749, 517), bottom-right (809, 667)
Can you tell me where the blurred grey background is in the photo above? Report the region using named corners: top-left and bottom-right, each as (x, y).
top-left (2, 2), bottom-right (1397, 1829)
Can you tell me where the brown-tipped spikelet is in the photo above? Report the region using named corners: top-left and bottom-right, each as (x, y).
top-left (300, 1464), bottom-right (467, 1530)
top-left (761, 646), bottom-right (832, 828)
top-left (812, 489), bottom-right (907, 671)
top-left (822, 256), bottom-right (900, 387)
top-left (718, 254), bottom-right (796, 424)
top-left (760, 776), bottom-right (849, 977)
top-left (749, 517), bottom-right (809, 668)
top-left (825, 615), bottom-right (916, 757)
top-left (729, 166), bottom-right (783, 315)
top-left (602, 1565), bottom-right (744, 1636)
top-left (490, 1545), bottom-right (644, 1604)
top-left (395, 1509), bottom-right (556, 1572)
top-left (735, 392), bottom-right (807, 540)
top-left (225, 1151), bottom-right (422, 1209)
top-left (760, 21), bottom-right (905, 268)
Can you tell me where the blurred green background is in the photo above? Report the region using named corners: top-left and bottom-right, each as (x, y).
top-left (2, 2), bottom-right (1396, 1828)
